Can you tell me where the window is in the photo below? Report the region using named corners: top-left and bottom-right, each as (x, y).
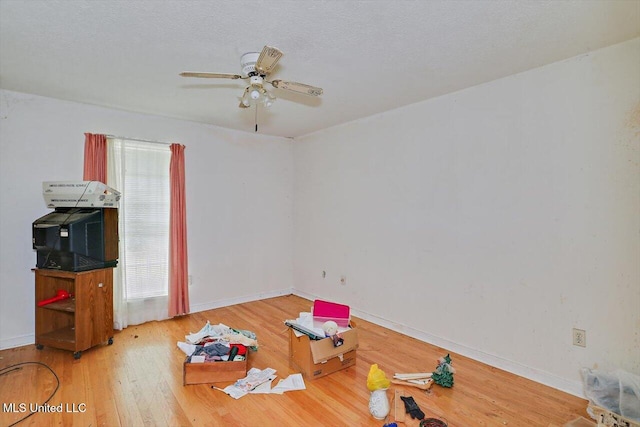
top-left (107, 138), bottom-right (172, 326)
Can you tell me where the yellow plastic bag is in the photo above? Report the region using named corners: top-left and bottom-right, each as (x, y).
top-left (367, 364), bottom-right (391, 391)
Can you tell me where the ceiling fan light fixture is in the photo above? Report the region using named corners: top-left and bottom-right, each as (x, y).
top-left (241, 85), bottom-right (275, 108)
top-left (240, 87), bottom-right (252, 107)
top-left (264, 92), bottom-right (275, 108)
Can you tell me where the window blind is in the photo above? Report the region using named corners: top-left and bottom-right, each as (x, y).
top-left (112, 140), bottom-right (171, 300)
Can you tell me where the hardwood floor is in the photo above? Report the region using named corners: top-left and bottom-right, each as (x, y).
top-left (0, 294), bottom-right (589, 427)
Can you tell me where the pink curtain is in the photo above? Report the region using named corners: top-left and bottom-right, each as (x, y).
top-left (168, 143), bottom-right (190, 317)
top-left (83, 133), bottom-right (107, 182)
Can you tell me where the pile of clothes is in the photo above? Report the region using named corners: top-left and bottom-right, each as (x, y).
top-left (177, 321), bottom-right (258, 362)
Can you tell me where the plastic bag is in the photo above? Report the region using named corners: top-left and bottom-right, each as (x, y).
top-left (581, 368), bottom-right (640, 422)
top-left (367, 364), bottom-right (391, 391)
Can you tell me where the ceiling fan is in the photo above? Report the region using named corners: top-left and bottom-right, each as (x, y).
top-left (180, 45), bottom-right (323, 131)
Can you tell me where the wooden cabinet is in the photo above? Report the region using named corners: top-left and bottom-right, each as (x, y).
top-left (34, 268), bottom-right (114, 359)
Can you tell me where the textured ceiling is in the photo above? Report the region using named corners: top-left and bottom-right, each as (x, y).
top-left (1, 0), bottom-right (638, 138)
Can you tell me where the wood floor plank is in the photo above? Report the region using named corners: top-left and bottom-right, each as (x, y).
top-left (0, 294), bottom-right (589, 426)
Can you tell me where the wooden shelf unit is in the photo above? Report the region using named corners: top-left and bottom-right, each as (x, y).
top-left (34, 267), bottom-right (114, 358)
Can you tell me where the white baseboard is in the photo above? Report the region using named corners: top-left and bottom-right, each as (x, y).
top-left (189, 287), bottom-right (294, 314)
top-left (292, 289), bottom-right (585, 398)
top-left (0, 333), bottom-right (35, 351)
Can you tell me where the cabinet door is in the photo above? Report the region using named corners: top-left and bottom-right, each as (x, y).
top-left (74, 268), bottom-right (114, 350)
top-left (89, 268), bottom-right (114, 346)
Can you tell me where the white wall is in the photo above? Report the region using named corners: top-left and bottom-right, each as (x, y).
top-left (293, 38), bottom-right (640, 396)
top-left (0, 90), bottom-right (294, 349)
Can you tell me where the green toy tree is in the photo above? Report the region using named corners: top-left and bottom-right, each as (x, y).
top-left (432, 354), bottom-right (455, 387)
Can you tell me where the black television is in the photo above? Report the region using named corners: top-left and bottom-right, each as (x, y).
top-left (33, 207), bottom-right (119, 272)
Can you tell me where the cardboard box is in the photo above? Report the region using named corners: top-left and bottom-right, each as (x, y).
top-left (183, 356), bottom-right (248, 385)
top-left (289, 322), bottom-right (358, 380)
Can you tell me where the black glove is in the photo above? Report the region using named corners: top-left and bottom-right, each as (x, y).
top-left (400, 395), bottom-right (425, 420)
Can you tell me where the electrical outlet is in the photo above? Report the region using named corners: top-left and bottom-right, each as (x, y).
top-left (573, 328), bottom-right (586, 347)
top-left (340, 275), bottom-right (347, 286)
top-left (188, 275), bottom-right (193, 286)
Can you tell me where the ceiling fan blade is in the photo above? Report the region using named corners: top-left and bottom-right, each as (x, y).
top-left (180, 72), bottom-right (244, 79)
top-left (255, 46), bottom-right (283, 75)
top-left (270, 80), bottom-right (323, 96)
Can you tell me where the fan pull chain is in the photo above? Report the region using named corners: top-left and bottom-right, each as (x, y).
top-left (255, 104), bottom-right (258, 132)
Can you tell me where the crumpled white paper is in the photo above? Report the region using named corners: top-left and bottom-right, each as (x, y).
top-left (213, 368), bottom-right (306, 399)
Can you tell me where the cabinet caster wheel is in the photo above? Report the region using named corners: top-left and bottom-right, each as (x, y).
top-left (108, 337), bottom-right (114, 345)
top-left (36, 344), bottom-right (44, 350)
top-left (73, 351), bottom-right (82, 360)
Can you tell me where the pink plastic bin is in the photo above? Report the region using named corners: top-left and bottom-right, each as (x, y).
top-left (312, 299), bottom-right (351, 328)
